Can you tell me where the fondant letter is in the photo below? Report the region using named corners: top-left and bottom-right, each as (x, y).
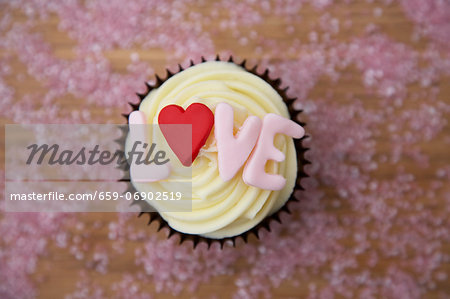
top-left (215, 103), bottom-right (262, 181)
top-left (243, 113), bottom-right (305, 190)
top-left (129, 111), bottom-right (171, 182)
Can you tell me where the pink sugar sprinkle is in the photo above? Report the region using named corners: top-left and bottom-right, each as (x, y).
top-left (135, 235), bottom-right (237, 295)
top-left (2, 24), bottom-right (151, 121)
top-left (401, 0), bottom-right (450, 49)
top-left (1, 0), bottom-right (450, 298)
top-left (64, 271), bottom-right (106, 299)
top-left (110, 274), bottom-right (152, 299)
top-left (348, 35), bottom-right (418, 99)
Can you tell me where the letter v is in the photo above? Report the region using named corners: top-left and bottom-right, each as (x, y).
top-left (214, 102), bottom-right (262, 181)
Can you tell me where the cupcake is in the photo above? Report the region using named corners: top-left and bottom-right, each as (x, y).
top-left (123, 56), bottom-right (309, 247)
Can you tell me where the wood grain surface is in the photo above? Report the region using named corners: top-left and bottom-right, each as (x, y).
top-left (2, 1), bottom-right (450, 298)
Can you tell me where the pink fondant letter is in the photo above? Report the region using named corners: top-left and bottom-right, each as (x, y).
top-left (215, 102), bottom-right (262, 181)
top-left (243, 113), bottom-right (305, 190)
top-left (129, 111), bottom-right (171, 182)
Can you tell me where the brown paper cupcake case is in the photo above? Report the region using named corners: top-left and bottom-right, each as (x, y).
top-left (119, 55), bottom-right (311, 249)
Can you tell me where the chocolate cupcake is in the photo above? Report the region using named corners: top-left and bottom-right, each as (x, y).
top-left (122, 56), bottom-right (310, 248)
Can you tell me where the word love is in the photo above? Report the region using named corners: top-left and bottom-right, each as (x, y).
top-left (215, 102), bottom-right (304, 190)
top-left (128, 102), bottom-right (304, 190)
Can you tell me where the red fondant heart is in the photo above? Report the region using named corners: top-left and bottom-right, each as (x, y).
top-left (158, 103), bottom-right (214, 166)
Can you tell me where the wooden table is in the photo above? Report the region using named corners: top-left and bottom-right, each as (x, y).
top-left (2, 1), bottom-right (449, 298)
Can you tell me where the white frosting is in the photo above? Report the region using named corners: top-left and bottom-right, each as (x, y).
top-left (131, 61), bottom-right (298, 239)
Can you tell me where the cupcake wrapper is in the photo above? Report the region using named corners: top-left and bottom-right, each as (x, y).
top-left (120, 55), bottom-right (311, 249)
